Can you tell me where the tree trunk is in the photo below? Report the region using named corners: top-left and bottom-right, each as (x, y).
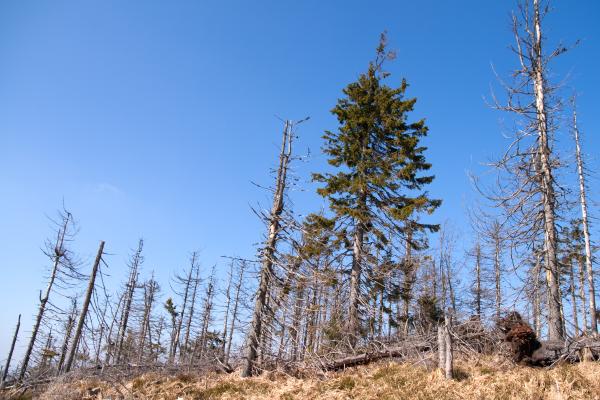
top-left (0, 314), bottom-right (20, 389)
top-left (225, 262), bottom-right (245, 365)
top-left (576, 256), bottom-right (589, 334)
top-left (532, 0), bottom-right (563, 341)
top-left (573, 106), bottom-right (597, 335)
top-left (19, 213), bottom-right (71, 381)
top-left (475, 242), bottom-right (482, 318)
top-left (349, 221), bottom-right (364, 346)
top-left (569, 258), bottom-right (580, 336)
top-left (437, 323), bottom-right (445, 370)
top-left (116, 239), bottom-right (143, 364)
top-left (493, 228), bottom-right (502, 320)
top-left (64, 241), bottom-right (104, 373)
top-left (241, 121), bottom-right (294, 377)
top-left (444, 314), bottom-right (453, 379)
top-left (533, 250), bottom-right (542, 338)
top-left (56, 300), bottom-right (77, 373)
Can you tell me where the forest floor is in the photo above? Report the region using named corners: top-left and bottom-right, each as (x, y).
top-left (6, 356), bottom-right (600, 400)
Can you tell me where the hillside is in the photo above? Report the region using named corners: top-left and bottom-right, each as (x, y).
top-left (7, 357), bottom-right (600, 400)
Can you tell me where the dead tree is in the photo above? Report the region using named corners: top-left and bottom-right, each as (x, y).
top-left (220, 262), bottom-right (234, 361)
top-left (241, 120), bottom-right (296, 377)
top-left (572, 103), bottom-right (597, 335)
top-left (182, 258), bottom-right (201, 362)
top-left (138, 276), bottom-right (159, 363)
top-left (0, 314), bottom-right (20, 389)
top-left (20, 210), bottom-right (76, 381)
top-left (196, 266), bottom-right (216, 361)
top-left (479, 0), bottom-right (568, 340)
top-left (171, 254), bottom-right (196, 364)
top-left (224, 261), bottom-right (246, 365)
top-left (115, 239), bottom-right (143, 364)
top-left (444, 314), bottom-right (454, 379)
top-left (56, 299), bottom-right (77, 373)
top-left (63, 241), bottom-right (105, 373)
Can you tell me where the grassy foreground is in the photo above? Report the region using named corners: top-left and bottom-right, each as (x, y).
top-left (20, 357), bottom-right (600, 399)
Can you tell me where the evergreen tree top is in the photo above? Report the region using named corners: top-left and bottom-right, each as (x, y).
top-left (313, 33), bottom-right (440, 245)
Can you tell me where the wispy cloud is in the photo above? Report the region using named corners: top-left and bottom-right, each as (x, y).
top-left (92, 182), bottom-right (122, 195)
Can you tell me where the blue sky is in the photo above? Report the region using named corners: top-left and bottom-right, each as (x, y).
top-left (1, 1), bottom-right (599, 359)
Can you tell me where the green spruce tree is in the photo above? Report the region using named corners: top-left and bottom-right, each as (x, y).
top-left (313, 33), bottom-right (440, 345)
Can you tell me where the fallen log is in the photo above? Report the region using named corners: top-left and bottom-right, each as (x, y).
top-left (322, 343), bottom-right (432, 371)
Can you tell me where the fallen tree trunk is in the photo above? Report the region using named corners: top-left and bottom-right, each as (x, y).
top-left (322, 343), bottom-right (432, 371)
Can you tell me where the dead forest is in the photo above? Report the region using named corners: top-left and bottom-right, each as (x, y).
top-left (2, 0), bottom-right (600, 397)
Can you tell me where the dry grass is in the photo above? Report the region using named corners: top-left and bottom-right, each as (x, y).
top-left (24, 357), bottom-right (600, 400)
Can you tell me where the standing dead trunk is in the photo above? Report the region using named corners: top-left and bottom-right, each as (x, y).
top-left (530, 0), bottom-right (563, 341)
top-left (56, 299), bottom-right (77, 373)
top-left (568, 258), bottom-right (580, 336)
top-left (533, 249), bottom-right (543, 337)
top-left (225, 262), bottom-right (245, 365)
top-left (444, 314), bottom-right (453, 379)
top-left (116, 239), bottom-right (143, 364)
top-left (576, 256), bottom-right (589, 334)
top-left (138, 278), bottom-right (158, 363)
top-left (183, 264), bottom-right (200, 363)
top-left (220, 262), bottom-right (234, 361)
top-left (474, 242), bottom-right (482, 318)
top-left (173, 256), bottom-right (195, 363)
top-left (64, 241), bottom-right (104, 373)
top-left (19, 211), bottom-right (72, 381)
top-left (437, 323), bottom-right (445, 370)
top-left (0, 315), bottom-right (21, 389)
top-left (573, 106), bottom-right (597, 335)
top-left (492, 224), bottom-right (502, 320)
top-left (242, 120), bottom-right (295, 377)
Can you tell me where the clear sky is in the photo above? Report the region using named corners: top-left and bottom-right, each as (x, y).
top-left (1, 1), bottom-right (599, 360)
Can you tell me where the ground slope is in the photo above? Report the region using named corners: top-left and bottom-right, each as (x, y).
top-left (10, 357), bottom-right (600, 400)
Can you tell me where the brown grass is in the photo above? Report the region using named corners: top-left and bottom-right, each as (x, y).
top-left (27, 357), bottom-right (600, 400)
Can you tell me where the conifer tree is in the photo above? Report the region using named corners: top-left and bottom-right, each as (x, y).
top-left (313, 33), bottom-right (440, 344)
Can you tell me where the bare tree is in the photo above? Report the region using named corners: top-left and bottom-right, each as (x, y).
top-left (224, 261), bottom-right (246, 365)
top-left (479, 0), bottom-right (569, 340)
top-left (115, 239), bottom-right (143, 364)
top-left (572, 102), bottom-right (597, 334)
top-left (63, 241), bottom-right (105, 372)
top-left (56, 299), bottom-right (77, 373)
top-left (241, 120), bottom-right (298, 377)
top-left (20, 209), bottom-right (77, 381)
top-left (0, 314), bottom-right (20, 389)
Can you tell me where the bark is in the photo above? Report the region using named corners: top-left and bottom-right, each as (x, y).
top-left (532, 0), bottom-right (563, 341)
top-left (0, 314), bottom-right (20, 389)
top-left (241, 121), bottom-right (294, 377)
top-left (444, 314), bottom-right (453, 379)
top-left (533, 250), bottom-right (542, 337)
top-left (573, 107), bottom-right (597, 335)
top-left (349, 220), bottom-right (365, 345)
top-left (64, 241), bottom-right (105, 373)
top-left (437, 323), bottom-right (445, 370)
